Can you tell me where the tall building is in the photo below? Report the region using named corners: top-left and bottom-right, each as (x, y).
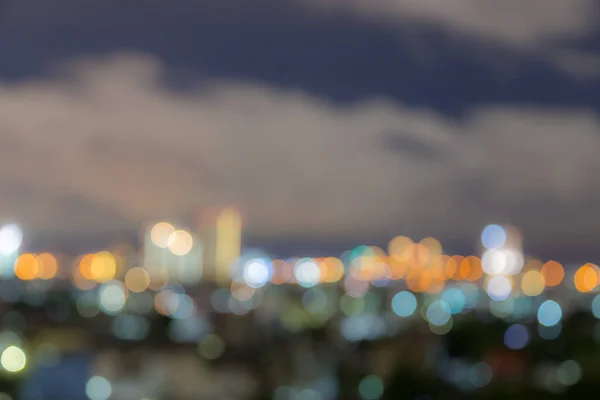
top-left (195, 207), bottom-right (242, 287)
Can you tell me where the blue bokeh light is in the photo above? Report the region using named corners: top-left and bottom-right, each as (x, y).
top-left (426, 301), bottom-right (452, 326)
top-left (481, 224), bottom-right (507, 250)
top-left (504, 323), bottom-right (530, 349)
top-left (391, 291), bottom-right (417, 318)
top-left (537, 300), bottom-right (562, 327)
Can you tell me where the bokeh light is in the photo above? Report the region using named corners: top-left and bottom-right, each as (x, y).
top-left (441, 288), bottom-right (466, 314)
top-left (14, 254), bottom-right (39, 281)
top-left (0, 224), bottom-right (23, 256)
top-left (481, 224), bottom-right (506, 250)
top-left (198, 334), bottom-right (226, 360)
top-left (243, 258), bottom-right (272, 288)
top-left (426, 300), bottom-right (452, 326)
top-left (574, 263), bottom-right (598, 292)
top-left (556, 360), bottom-right (582, 386)
top-left (541, 260), bottom-right (564, 287)
top-left (486, 276), bottom-right (512, 301)
top-left (504, 324), bottom-right (530, 350)
top-left (90, 251), bottom-right (117, 283)
top-left (85, 376), bottom-right (112, 400)
top-left (469, 362), bottom-right (493, 388)
top-left (294, 259), bottom-right (321, 288)
top-left (391, 291), bottom-right (417, 317)
top-left (37, 253), bottom-right (58, 280)
top-left (358, 375), bottom-right (384, 400)
top-left (150, 222), bottom-right (175, 248)
top-left (538, 300), bottom-right (562, 327)
top-left (592, 294), bottom-right (600, 319)
top-left (167, 229), bottom-right (194, 256)
top-left (98, 281), bottom-right (127, 315)
top-left (124, 267), bottom-right (151, 293)
top-left (521, 270), bottom-right (545, 296)
top-left (0, 346), bottom-right (26, 372)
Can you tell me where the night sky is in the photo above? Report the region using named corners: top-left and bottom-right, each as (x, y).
top-left (1, 0), bottom-right (600, 260)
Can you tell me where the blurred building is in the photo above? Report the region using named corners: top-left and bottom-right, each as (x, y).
top-left (141, 207), bottom-right (242, 286)
top-left (195, 207), bottom-right (242, 287)
top-left (142, 222), bottom-right (203, 285)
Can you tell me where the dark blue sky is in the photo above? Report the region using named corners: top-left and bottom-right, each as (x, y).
top-left (2, 0), bottom-right (599, 115)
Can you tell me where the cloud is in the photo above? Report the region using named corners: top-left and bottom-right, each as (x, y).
top-left (305, 0), bottom-right (600, 78)
top-left (0, 53), bottom-right (599, 252)
top-left (306, 0), bottom-right (597, 48)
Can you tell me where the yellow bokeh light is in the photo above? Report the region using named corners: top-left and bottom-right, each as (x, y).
top-left (90, 251), bottom-right (117, 283)
top-left (521, 270), bottom-right (545, 296)
top-left (574, 264), bottom-right (598, 293)
top-left (420, 237), bottom-right (442, 256)
top-left (151, 222), bottom-right (175, 248)
top-left (14, 254), bottom-right (39, 281)
top-left (541, 260), bottom-right (564, 287)
top-left (37, 253), bottom-right (58, 280)
top-left (124, 267), bottom-right (150, 293)
top-left (388, 236), bottom-right (413, 260)
top-left (167, 230), bottom-right (193, 256)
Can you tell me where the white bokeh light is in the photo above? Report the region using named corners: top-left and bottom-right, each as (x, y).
top-left (243, 259), bottom-right (272, 288)
top-left (150, 222), bottom-right (175, 248)
top-left (86, 376), bottom-right (112, 400)
top-left (482, 249), bottom-right (507, 275)
top-left (294, 259), bottom-right (321, 288)
top-left (503, 249), bottom-right (524, 275)
top-left (98, 281), bottom-right (127, 315)
top-left (0, 346), bottom-right (26, 372)
top-left (486, 276), bottom-right (513, 301)
top-left (167, 230), bottom-right (194, 256)
top-left (0, 224), bottom-right (23, 256)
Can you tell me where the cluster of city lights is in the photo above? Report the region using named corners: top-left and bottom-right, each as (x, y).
top-left (2, 221), bottom-right (600, 399)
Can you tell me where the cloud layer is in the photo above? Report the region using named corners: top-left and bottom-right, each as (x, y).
top-left (0, 53), bottom-right (599, 253)
top-left (306, 0), bottom-right (600, 77)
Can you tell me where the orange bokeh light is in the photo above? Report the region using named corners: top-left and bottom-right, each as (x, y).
top-left (450, 255), bottom-right (465, 280)
top-left (78, 254), bottom-right (95, 280)
top-left (541, 260), bottom-right (564, 287)
top-left (574, 264), bottom-right (598, 293)
top-left (14, 253), bottom-right (39, 280)
top-left (461, 256), bottom-right (483, 281)
top-left (406, 269), bottom-right (432, 293)
top-left (37, 252), bottom-right (58, 280)
top-left (388, 257), bottom-right (410, 280)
